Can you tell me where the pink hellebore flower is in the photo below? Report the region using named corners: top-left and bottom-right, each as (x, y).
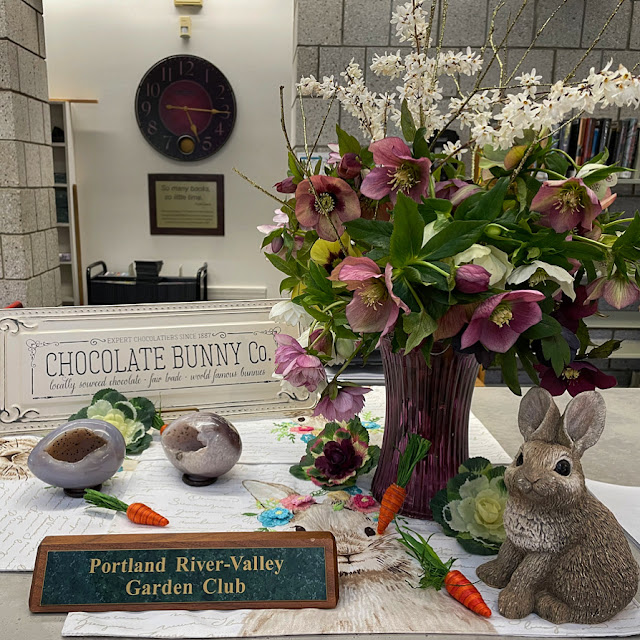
top-left (455, 264), bottom-right (491, 294)
top-left (313, 386), bottom-right (370, 422)
top-left (360, 137), bottom-right (431, 204)
top-left (330, 257), bottom-right (409, 336)
top-left (530, 177), bottom-right (602, 233)
top-left (338, 153), bottom-right (363, 180)
top-left (274, 177), bottom-right (297, 193)
top-left (295, 175), bottom-right (361, 241)
top-left (461, 290), bottom-right (545, 353)
top-left (326, 143), bottom-right (342, 165)
top-left (535, 361), bottom-right (616, 397)
top-left (274, 333), bottom-right (326, 392)
top-left (586, 276), bottom-right (640, 310)
top-left (435, 179), bottom-right (481, 208)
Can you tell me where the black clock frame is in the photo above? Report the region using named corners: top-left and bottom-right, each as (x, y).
top-left (134, 54), bottom-right (236, 161)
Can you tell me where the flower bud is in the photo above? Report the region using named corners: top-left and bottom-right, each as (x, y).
top-left (270, 236), bottom-right (284, 253)
top-left (274, 177), bottom-right (296, 193)
top-left (337, 153), bottom-right (363, 180)
top-left (485, 224), bottom-right (503, 238)
top-left (308, 328), bottom-right (333, 356)
top-left (455, 264), bottom-right (491, 294)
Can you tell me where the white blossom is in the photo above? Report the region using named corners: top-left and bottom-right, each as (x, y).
top-left (269, 299), bottom-right (313, 328)
top-left (507, 261), bottom-right (576, 301)
top-left (442, 140), bottom-right (467, 160)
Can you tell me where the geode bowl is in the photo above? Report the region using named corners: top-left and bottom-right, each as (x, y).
top-left (161, 412), bottom-right (242, 486)
top-left (28, 419), bottom-right (126, 497)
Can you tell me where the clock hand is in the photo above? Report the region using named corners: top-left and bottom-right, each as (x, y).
top-left (166, 104), bottom-right (231, 116)
top-left (182, 107), bottom-right (201, 142)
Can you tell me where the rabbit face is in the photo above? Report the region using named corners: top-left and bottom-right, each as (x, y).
top-left (285, 502), bottom-right (413, 577)
top-left (505, 440), bottom-right (585, 506)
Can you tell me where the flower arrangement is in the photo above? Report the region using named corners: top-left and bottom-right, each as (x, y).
top-left (244, 0), bottom-right (640, 421)
top-left (430, 457), bottom-right (507, 555)
top-left (69, 389), bottom-right (163, 454)
top-left (289, 417), bottom-right (380, 489)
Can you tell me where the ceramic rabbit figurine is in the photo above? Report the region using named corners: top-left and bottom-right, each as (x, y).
top-left (477, 387), bottom-right (638, 624)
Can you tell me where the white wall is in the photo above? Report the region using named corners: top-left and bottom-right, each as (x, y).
top-left (44, 0), bottom-right (294, 299)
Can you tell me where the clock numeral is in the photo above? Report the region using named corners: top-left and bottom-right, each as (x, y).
top-left (214, 122), bottom-right (224, 136)
top-left (179, 59), bottom-right (194, 77)
top-left (216, 84), bottom-right (226, 99)
top-left (140, 101), bottom-right (152, 117)
top-left (146, 83), bottom-right (161, 98)
top-left (161, 67), bottom-right (173, 82)
top-left (163, 135), bottom-right (173, 151)
top-left (202, 136), bottom-right (213, 151)
top-left (147, 120), bottom-right (158, 135)
top-left (220, 104), bottom-right (231, 120)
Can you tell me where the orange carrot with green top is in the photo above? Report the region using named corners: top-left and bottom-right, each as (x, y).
top-left (396, 520), bottom-right (491, 617)
top-left (377, 434), bottom-right (431, 534)
top-left (84, 489), bottom-right (169, 527)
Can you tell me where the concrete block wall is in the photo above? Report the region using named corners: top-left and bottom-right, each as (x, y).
top-left (0, 0), bottom-right (60, 307)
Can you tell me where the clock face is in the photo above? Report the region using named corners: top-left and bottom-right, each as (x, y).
top-left (135, 55), bottom-right (236, 161)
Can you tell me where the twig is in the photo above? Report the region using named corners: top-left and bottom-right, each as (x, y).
top-left (279, 86), bottom-right (306, 176)
top-left (564, 0), bottom-right (628, 83)
top-left (309, 94), bottom-right (337, 160)
top-left (298, 86), bottom-right (313, 174)
top-left (233, 168), bottom-right (295, 214)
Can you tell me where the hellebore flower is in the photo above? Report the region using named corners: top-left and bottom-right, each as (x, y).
top-left (274, 177), bottom-right (297, 193)
top-left (338, 153), bottom-right (363, 180)
top-left (586, 275), bottom-right (640, 310)
top-left (313, 386), bottom-right (370, 423)
top-left (507, 260), bottom-right (576, 301)
top-left (461, 290), bottom-right (545, 353)
top-left (454, 244), bottom-right (514, 288)
top-left (455, 264), bottom-right (491, 294)
top-left (269, 299), bottom-right (313, 327)
top-left (360, 137), bottom-right (431, 203)
top-left (310, 233), bottom-right (360, 274)
top-left (359, 195), bottom-right (392, 221)
top-left (330, 257), bottom-right (409, 336)
top-left (295, 175), bottom-right (361, 241)
top-left (274, 333), bottom-right (326, 392)
top-left (530, 178), bottom-right (602, 233)
top-left (435, 179), bottom-right (481, 208)
top-left (433, 304), bottom-right (476, 341)
top-left (535, 361), bottom-right (617, 397)
top-left (552, 285), bottom-right (598, 333)
top-left (326, 143), bottom-right (342, 165)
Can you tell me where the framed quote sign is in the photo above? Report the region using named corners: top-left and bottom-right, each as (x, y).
top-left (149, 174), bottom-right (224, 236)
top-left (0, 300), bottom-right (315, 432)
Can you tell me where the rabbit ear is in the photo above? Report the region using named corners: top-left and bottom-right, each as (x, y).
top-left (518, 387), bottom-right (563, 443)
top-left (562, 391), bottom-right (606, 456)
top-left (242, 480), bottom-right (298, 507)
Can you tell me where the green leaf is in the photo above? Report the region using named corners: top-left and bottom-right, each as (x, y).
top-left (92, 388), bottom-right (125, 404)
top-left (289, 463), bottom-right (311, 481)
top-left (129, 397), bottom-right (157, 429)
top-left (344, 219), bottom-right (394, 250)
top-left (126, 432), bottom-right (152, 455)
top-left (417, 198), bottom-right (452, 225)
top-left (458, 176), bottom-right (509, 221)
top-left (420, 220), bottom-right (487, 261)
top-left (587, 339), bottom-right (622, 359)
top-left (114, 401), bottom-right (135, 420)
top-left (429, 489), bottom-right (457, 537)
top-left (541, 334), bottom-right (571, 376)
top-left (413, 127), bottom-right (430, 159)
top-left (459, 456), bottom-right (491, 474)
top-left (265, 251), bottom-right (300, 278)
top-left (516, 346), bottom-right (540, 385)
top-left (288, 152), bottom-right (303, 181)
top-left (400, 99), bottom-right (417, 142)
top-left (242, 513), bottom-right (258, 517)
top-left (336, 125), bottom-right (361, 156)
top-left (457, 536), bottom-right (501, 556)
top-left (446, 470), bottom-right (474, 499)
top-left (500, 348), bottom-right (521, 395)
top-left (68, 406), bottom-right (89, 421)
top-left (576, 318), bottom-right (592, 357)
top-left (544, 150), bottom-right (569, 177)
top-left (403, 311), bottom-right (438, 354)
top-left (390, 193), bottom-right (425, 267)
top-left (521, 314), bottom-right (562, 340)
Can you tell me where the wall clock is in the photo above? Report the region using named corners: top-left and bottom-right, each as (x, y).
top-left (135, 55), bottom-right (236, 161)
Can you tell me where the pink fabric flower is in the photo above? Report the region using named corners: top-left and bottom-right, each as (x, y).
top-left (274, 177), bottom-right (297, 193)
top-left (313, 386), bottom-right (370, 422)
top-left (461, 290), bottom-right (545, 353)
top-left (295, 175), bottom-right (361, 241)
top-left (289, 425), bottom-right (316, 433)
top-left (535, 361), bottom-right (617, 397)
top-left (586, 276), bottom-right (640, 310)
top-left (530, 178), bottom-right (602, 233)
top-left (360, 137), bottom-right (431, 204)
top-left (330, 257), bottom-right (409, 336)
top-left (455, 264), bottom-right (491, 294)
top-left (347, 494), bottom-right (379, 513)
top-left (274, 333), bottom-right (326, 392)
top-left (435, 179), bottom-right (481, 208)
top-left (279, 494), bottom-right (316, 512)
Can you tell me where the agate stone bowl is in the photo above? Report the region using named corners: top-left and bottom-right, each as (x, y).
top-left (28, 419), bottom-right (126, 497)
top-left (161, 412), bottom-right (242, 486)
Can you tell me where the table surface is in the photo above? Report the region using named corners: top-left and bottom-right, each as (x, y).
top-left (2, 388), bottom-right (639, 640)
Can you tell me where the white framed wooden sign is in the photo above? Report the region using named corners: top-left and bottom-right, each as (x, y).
top-left (0, 301), bottom-right (314, 433)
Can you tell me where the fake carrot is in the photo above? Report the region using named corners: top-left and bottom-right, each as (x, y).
top-left (377, 434), bottom-right (431, 534)
top-left (160, 423), bottom-right (169, 434)
top-left (84, 489), bottom-right (169, 527)
top-left (396, 520), bottom-right (491, 618)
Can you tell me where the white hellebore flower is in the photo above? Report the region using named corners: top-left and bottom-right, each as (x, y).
top-left (507, 260), bottom-right (576, 301)
top-left (269, 299), bottom-right (313, 328)
top-left (454, 245), bottom-right (514, 288)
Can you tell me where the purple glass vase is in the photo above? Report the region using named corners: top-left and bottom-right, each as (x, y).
top-left (371, 338), bottom-right (480, 519)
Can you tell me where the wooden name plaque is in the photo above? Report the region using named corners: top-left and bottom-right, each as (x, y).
top-left (30, 532), bottom-right (339, 612)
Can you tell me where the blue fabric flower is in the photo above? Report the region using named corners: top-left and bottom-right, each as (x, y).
top-left (344, 485), bottom-right (363, 495)
top-left (300, 433), bottom-right (315, 443)
top-left (257, 507), bottom-right (294, 528)
top-left (362, 420), bottom-right (381, 430)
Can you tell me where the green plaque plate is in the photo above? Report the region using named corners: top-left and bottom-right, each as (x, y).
top-left (30, 532), bottom-right (339, 612)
